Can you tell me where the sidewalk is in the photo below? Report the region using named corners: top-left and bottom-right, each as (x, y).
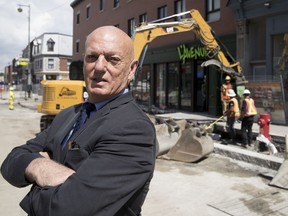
top-left (155, 112), bottom-right (287, 170)
top-left (2, 90), bottom-right (287, 170)
top-left (0, 90), bottom-right (40, 110)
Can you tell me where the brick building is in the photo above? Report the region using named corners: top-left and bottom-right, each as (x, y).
top-left (70, 0), bottom-right (237, 115)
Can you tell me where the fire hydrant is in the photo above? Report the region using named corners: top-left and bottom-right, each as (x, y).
top-left (257, 113), bottom-right (271, 140)
top-left (256, 113), bottom-right (278, 154)
top-left (9, 86), bottom-right (14, 110)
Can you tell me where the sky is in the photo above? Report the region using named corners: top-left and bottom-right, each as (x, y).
top-left (0, 0), bottom-right (73, 72)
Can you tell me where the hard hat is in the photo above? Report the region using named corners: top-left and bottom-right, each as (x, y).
top-left (227, 89), bottom-right (236, 97)
top-left (225, 75), bottom-right (231, 80)
top-left (243, 89), bottom-right (251, 95)
top-left (9, 87), bottom-right (14, 91)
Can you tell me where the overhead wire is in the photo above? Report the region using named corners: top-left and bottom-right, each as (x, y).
top-left (33, 0), bottom-right (71, 14)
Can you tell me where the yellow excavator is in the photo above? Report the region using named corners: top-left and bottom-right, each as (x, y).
top-left (37, 9), bottom-right (246, 162)
top-left (133, 9), bottom-right (244, 82)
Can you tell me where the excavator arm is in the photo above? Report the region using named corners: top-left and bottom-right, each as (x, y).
top-left (133, 9), bottom-right (245, 83)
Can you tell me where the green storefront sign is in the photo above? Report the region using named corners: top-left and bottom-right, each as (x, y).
top-left (177, 44), bottom-right (208, 64)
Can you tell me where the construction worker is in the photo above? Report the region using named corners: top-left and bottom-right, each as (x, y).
top-left (240, 89), bottom-right (257, 148)
top-left (225, 89), bottom-right (240, 144)
top-left (221, 75), bottom-right (233, 114)
top-left (9, 86), bottom-right (14, 110)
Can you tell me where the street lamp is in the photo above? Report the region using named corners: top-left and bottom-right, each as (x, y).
top-left (17, 4), bottom-right (32, 98)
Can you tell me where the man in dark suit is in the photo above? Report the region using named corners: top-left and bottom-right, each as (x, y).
top-left (1, 26), bottom-right (156, 216)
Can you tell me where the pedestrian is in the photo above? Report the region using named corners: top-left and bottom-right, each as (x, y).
top-left (221, 75), bottom-right (233, 114)
top-left (8, 86), bottom-right (14, 110)
top-left (1, 26), bottom-right (156, 216)
top-left (240, 89), bottom-right (257, 148)
top-left (225, 89), bottom-right (240, 144)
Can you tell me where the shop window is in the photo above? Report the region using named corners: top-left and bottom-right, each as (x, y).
top-left (273, 33), bottom-right (288, 99)
top-left (273, 33), bottom-right (288, 75)
top-left (252, 65), bottom-right (267, 81)
top-left (206, 0), bottom-right (220, 22)
top-left (158, 5), bottom-right (167, 19)
top-left (167, 62), bottom-right (179, 109)
top-left (180, 62), bottom-right (192, 109)
top-left (195, 64), bottom-right (206, 111)
top-left (46, 75), bottom-right (57, 80)
top-left (133, 64), bottom-right (150, 106)
top-left (156, 63), bottom-right (166, 109)
top-left (47, 39), bottom-right (55, 52)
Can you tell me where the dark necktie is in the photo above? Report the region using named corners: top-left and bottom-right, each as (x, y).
top-left (74, 102), bottom-right (96, 131)
top-left (61, 102), bottom-right (96, 149)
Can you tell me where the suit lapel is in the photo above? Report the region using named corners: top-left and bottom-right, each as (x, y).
top-left (67, 92), bottom-right (134, 142)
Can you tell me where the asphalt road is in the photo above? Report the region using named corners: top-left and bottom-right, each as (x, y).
top-left (1, 103), bottom-right (288, 215)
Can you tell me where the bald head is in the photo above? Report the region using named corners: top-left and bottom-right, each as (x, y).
top-left (83, 26), bottom-right (138, 103)
top-left (86, 26), bottom-right (134, 61)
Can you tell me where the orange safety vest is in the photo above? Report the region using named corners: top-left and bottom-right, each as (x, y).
top-left (244, 98), bottom-right (257, 116)
top-left (229, 98), bottom-right (240, 117)
top-left (221, 83), bottom-right (232, 100)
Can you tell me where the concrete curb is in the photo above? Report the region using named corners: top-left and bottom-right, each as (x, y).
top-left (18, 101), bottom-right (37, 110)
top-left (214, 124), bottom-right (286, 147)
top-left (214, 143), bottom-right (284, 170)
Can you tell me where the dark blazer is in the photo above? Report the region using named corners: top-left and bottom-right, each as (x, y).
top-left (1, 92), bottom-right (156, 216)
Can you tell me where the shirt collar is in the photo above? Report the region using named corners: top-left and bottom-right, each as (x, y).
top-left (85, 88), bottom-right (129, 110)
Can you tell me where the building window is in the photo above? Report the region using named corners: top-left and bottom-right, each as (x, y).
top-left (174, 0), bottom-right (185, 20)
top-left (47, 39), bottom-right (55, 52)
top-left (100, 0), bottom-right (104, 11)
top-left (207, 0), bottom-right (220, 22)
top-left (158, 5), bottom-right (167, 19)
top-left (37, 44), bottom-right (40, 53)
top-left (76, 12), bottom-right (80, 24)
top-left (139, 13), bottom-right (147, 24)
top-left (128, 18), bottom-right (135, 37)
top-left (114, 0), bottom-right (120, 8)
top-left (76, 40), bottom-right (80, 53)
top-left (48, 58), bottom-right (54, 69)
top-left (46, 75), bottom-right (57, 80)
top-left (86, 5), bottom-right (91, 19)
top-left (40, 59), bottom-right (43, 69)
top-left (33, 41), bottom-right (41, 54)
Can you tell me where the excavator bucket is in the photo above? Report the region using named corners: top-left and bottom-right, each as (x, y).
top-left (149, 115), bottom-right (214, 163)
top-left (162, 126), bottom-right (214, 163)
top-left (269, 159), bottom-right (288, 189)
top-left (154, 118), bottom-right (187, 156)
top-left (269, 135), bottom-right (288, 189)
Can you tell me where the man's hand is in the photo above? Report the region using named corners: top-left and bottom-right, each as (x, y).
top-left (25, 156), bottom-right (75, 187)
top-left (39, 151), bottom-right (50, 159)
